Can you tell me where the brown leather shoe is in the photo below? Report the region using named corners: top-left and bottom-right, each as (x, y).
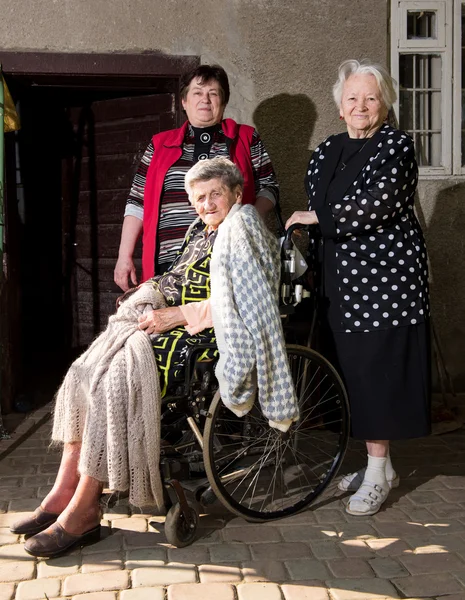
top-left (10, 507), bottom-right (59, 536)
top-left (24, 522), bottom-right (101, 558)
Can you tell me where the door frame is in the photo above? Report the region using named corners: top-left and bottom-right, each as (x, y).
top-left (0, 51), bottom-right (199, 412)
top-left (0, 51), bottom-right (199, 127)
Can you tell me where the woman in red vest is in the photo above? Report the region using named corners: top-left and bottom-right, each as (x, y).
top-left (114, 64), bottom-right (279, 290)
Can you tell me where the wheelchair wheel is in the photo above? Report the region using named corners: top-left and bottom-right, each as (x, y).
top-left (164, 501), bottom-right (198, 547)
top-left (203, 344), bottom-right (349, 522)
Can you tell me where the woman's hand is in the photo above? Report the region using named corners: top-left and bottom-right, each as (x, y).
top-left (138, 307), bottom-right (187, 335)
top-left (114, 256), bottom-right (138, 292)
top-left (285, 210), bottom-right (319, 230)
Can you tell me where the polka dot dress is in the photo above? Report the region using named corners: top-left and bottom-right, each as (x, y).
top-left (305, 125), bottom-right (431, 440)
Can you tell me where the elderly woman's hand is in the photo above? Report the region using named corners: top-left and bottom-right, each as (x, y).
top-left (285, 210), bottom-right (319, 230)
top-left (138, 306), bottom-right (187, 335)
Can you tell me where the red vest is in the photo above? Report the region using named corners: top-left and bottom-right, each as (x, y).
top-left (142, 118), bottom-right (256, 281)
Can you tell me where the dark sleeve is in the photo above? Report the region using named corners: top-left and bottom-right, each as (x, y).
top-left (333, 133), bottom-right (418, 238)
top-left (312, 132), bottom-right (418, 240)
top-left (304, 138), bottom-right (337, 238)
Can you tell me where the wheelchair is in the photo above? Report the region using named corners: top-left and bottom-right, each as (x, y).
top-left (158, 225), bottom-right (350, 547)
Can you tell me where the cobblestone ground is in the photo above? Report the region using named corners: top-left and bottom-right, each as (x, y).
top-left (1, 412), bottom-right (465, 600)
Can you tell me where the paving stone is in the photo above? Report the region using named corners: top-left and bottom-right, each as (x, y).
top-left (132, 564), bottom-right (197, 586)
top-left (406, 491), bottom-right (443, 505)
top-left (237, 582), bottom-right (282, 600)
top-left (336, 523), bottom-right (379, 540)
top-left (37, 554), bottom-right (80, 578)
top-left (0, 489), bottom-right (37, 501)
top-left (309, 541), bottom-right (343, 559)
top-left (0, 560), bottom-right (35, 583)
top-left (120, 589), bottom-right (164, 600)
top-left (442, 477), bottom-right (465, 489)
top-left (63, 571), bottom-right (130, 596)
top-left (439, 594), bottom-right (465, 600)
top-left (373, 508), bottom-right (408, 522)
top-left (0, 544), bottom-right (34, 562)
top-left (400, 507), bottom-right (435, 522)
top-left (102, 507), bottom-right (131, 521)
top-left (281, 582), bottom-right (329, 600)
top-left (198, 564), bottom-right (242, 583)
top-left (326, 558), bottom-right (374, 579)
top-left (314, 509), bottom-right (347, 524)
top-left (438, 490), bottom-right (465, 503)
top-left (430, 503), bottom-right (465, 519)
top-left (428, 535), bottom-right (465, 555)
top-left (339, 540), bottom-right (374, 558)
top-left (392, 573), bottom-right (462, 597)
top-left (426, 520), bottom-right (465, 535)
top-left (327, 577), bottom-right (400, 600)
top-left (194, 529), bottom-right (223, 544)
top-left (111, 518), bottom-right (147, 533)
top-left (400, 552), bottom-right (465, 575)
top-left (209, 544), bottom-right (251, 562)
top-left (167, 583), bottom-right (235, 600)
top-left (168, 545), bottom-right (209, 564)
top-left (413, 478), bottom-right (447, 491)
top-left (125, 547), bottom-right (167, 569)
top-left (284, 558), bottom-right (330, 581)
top-left (267, 511), bottom-right (317, 525)
top-left (249, 542), bottom-right (310, 560)
top-left (80, 533), bottom-right (123, 555)
top-left (222, 526), bottom-right (280, 543)
top-left (373, 521), bottom-right (432, 540)
top-left (0, 531), bottom-right (19, 546)
top-left (72, 594), bottom-right (117, 600)
top-left (411, 542), bottom-right (449, 554)
top-left (16, 578), bottom-right (61, 600)
top-left (121, 531), bottom-right (165, 549)
top-left (368, 557), bottom-right (409, 578)
top-left (7, 500), bottom-right (42, 513)
top-left (242, 560), bottom-right (289, 582)
top-left (280, 525), bottom-right (338, 542)
top-left (81, 552), bottom-right (124, 573)
top-left (0, 585), bottom-right (14, 600)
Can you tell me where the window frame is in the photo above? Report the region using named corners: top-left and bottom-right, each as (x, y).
top-left (391, 0), bottom-right (459, 176)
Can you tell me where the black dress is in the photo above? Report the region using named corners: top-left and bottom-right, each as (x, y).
top-left (311, 133), bottom-right (431, 440)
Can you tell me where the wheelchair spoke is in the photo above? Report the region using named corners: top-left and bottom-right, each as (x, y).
top-left (203, 346), bottom-right (349, 521)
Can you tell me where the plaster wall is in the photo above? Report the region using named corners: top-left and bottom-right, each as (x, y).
top-left (1, 0), bottom-right (464, 389)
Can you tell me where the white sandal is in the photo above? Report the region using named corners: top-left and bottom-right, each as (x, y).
top-left (345, 480), bottom-right (389, 516)
top-left (338, 468), bottom-right (400, 492)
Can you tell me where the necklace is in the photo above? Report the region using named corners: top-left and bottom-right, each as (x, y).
top-left (340, 139), bottom-right (370, 171)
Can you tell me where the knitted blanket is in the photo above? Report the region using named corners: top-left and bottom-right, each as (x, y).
top-left (52, 284), bottom-right (167, 509)
top-left (210, 204), bottom-right (299, 431)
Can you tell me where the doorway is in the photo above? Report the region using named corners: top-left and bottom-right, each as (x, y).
top-left (0, 52), bottom-right (198, 412)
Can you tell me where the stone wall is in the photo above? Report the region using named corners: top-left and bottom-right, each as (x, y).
top-left (1, 0), bottom-right (464, 388)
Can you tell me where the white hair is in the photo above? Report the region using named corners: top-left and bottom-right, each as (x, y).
top-left (333, 59), bottom-right (397, 109)
top-left (184, 157), bottom-right (243, 203)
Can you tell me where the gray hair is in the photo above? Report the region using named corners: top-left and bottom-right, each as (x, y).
top-left (333, 59), bottom-right (397, 109)
top-left (185, 157), bottom-right (244, 201)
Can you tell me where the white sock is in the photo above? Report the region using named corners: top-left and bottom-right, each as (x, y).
top-left (364, 454), bottom-right (389, 489)
top-left (385, 453), bottom-right (396, 482)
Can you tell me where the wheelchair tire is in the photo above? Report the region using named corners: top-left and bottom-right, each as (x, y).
top-left (203, 344), bottom-right (350, 522)
top-left (164, 501), bottom-right (198, 547)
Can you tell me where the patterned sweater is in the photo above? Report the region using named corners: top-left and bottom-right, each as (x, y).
top-left (210, 204), bottom-right (299, 431)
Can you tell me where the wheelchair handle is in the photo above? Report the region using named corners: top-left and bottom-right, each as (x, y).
top-left (283, 223), bottom-right (309, 251)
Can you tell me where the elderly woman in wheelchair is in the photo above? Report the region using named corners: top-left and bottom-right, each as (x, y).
top-left (12, 157), bottom-right (350, 555)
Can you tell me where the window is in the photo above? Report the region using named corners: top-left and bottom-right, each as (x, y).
top-left (391, 0), bottom-right (464, 175)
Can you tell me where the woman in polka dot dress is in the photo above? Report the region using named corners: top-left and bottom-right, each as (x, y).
top-left (286, 60), bottom-right (430, 516)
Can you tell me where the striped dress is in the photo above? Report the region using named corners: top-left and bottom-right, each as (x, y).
top-left (124, 123), bottom-right (279, 272)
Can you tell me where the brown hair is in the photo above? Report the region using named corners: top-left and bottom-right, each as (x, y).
top-left (180, 64), bottom-right (230, 106)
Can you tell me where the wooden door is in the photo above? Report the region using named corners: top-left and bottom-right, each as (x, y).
top-left (63, 93), bottom-right (178, 349)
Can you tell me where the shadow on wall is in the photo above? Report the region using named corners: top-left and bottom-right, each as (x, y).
top-left (253, 94), bottom-right (317, 219)
top-left (417, 183), bottom-right (465, 391)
